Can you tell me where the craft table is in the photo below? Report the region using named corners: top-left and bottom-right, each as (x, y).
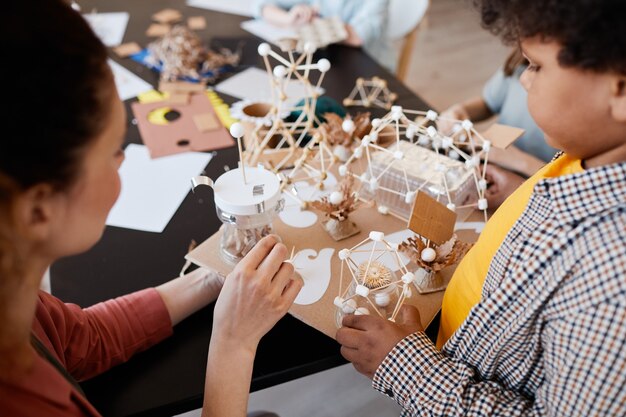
top-left (51, 1), bottom-right (436, 416)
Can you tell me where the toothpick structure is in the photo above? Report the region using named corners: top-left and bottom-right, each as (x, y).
top-left (343, 77), bottom-right (398, 110)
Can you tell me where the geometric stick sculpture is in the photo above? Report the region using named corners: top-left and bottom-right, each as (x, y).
top-left (343, 76), bottom-right (397, 110)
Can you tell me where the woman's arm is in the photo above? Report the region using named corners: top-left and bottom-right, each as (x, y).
top-left (261, 3), bottom-right (317, 27)
top-left (202, 235), bottom-right (303, 417)
top-left (156, 268), bottom-right (223, 326)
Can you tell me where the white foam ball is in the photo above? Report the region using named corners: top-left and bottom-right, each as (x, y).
top-left (478, 198), bottom-right (488, 210)
top-left (354, 147), bottom-right (363, 158)
top-left (369, 177), bottom-right (379, 191)
top-left (342, 119), bottom-right (355, 133)
top-left (338, 249), bottom-right (351, 260)
top-left (442, 136), bottom-right (453, 149)
top-left (479, 179), bottom-right (488, 190)
top-left (371, 118), bottom-right (382, 128)
top-left (356, 284), bottom-right (370, 297)
top-left (446, 203), bottom-right (456, 212)
top-left (303, 42), bottom-right (317, 54)
top-left (369, 131), bottom-right (378, 142)
top-left (361, 135), bottom-right (371, 146)
top-left (273, 65), bottom-right (287, 78)
top-left (426, 110), bottom-right (438, 121)
top-left (333, 296), bottom-right (345, 308)
top-left (334, 146), bottom-right (351, 162)
top-left (329, 191), bottom-right (344, 205)
top-left (374, 293), bottom-right (391, 307)
top-left (461, 119), bottom-right (473, 130)
top-left (369, 231), bottom-right (385, 241)
top-left (401, 272), bottom-right (415, 284)
top-left (342, 299), bottom-right (357, 314)
top-left (427, 126), bottom-right (438, 138)
top-left (405, 125), bottom-right (417, 140)
top-left (482, 140), bottom-right (491, 152)
top-left (449, 150), bottom-right (460, 160)
top-left (338, 164), bottom-right (348, 176)
top-left (421, 247), bottom-right (436, 262)
top-left (405, 191), bottom-right (416, 204)
top-left (257, 43), bottom-right (271, 56)
top-left (229, 123), bottom-right (246, 138)
top-left (317, 58), bottom-right (331, 73)
top-left (355, 307), bottom-right (370, 316)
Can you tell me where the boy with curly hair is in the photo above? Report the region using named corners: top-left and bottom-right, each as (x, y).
top-left (337, 0), bottom-right (626, 415)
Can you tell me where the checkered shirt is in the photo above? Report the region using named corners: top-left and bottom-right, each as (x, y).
top-left (373, 158), bottom-right (626, 416)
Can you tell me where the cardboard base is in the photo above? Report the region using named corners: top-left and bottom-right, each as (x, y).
top-left (187, 203), bottom-right (482, 340)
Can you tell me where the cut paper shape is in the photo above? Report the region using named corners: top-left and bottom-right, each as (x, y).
top-left (481, 123), bottom-right (525, 149)
top-left (187, 16), bottom-right (207, 30)
top-left (152, 8), bottom-right (182, 24)
top-left (293, 248), bottom-right (335, 305)
top-left (108, 60), bottom-right (153, 101)
top-left (455, 221), bottom-right (486, 233)
top-left (106, 144), bottom-right (213, 233)
top-left (186, 0), bottom-right (255, 17)
top-left (146, 23), bottom-right (171, 37)
top-left (83, 12), bottom-right (129, 47)
top-left (279, 173), bottom-right (337, 228)
top-left (408, 191), bottom-right (457, 245)
top-left (279, 205), bottom-right (318, 229)
top-left (215, 67), bottom-right (324, 109)
top-left (349, 229), bottom-right (413, 271)
top-left (132, 93), bottom-right (234, 158)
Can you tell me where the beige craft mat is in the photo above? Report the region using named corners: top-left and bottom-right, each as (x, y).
top-left (187, 204), bottom-right (482, 340)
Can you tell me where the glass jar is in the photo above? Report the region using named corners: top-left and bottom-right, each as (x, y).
top-left (193, 165), bottom-right (284, 265)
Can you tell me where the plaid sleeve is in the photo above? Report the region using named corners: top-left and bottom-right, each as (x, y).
top-left (373, 304), bottom-right (626, 417)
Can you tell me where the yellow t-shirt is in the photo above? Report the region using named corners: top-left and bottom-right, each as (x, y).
top-left (437, 154), bottom-right (583, 348)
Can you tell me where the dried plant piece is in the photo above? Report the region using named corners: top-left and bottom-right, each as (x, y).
top-left (358, 261), bottom-right (392, 289)
top-left (399, 234), bottom-right (473, 273)
top-left (321, 112), bottom-right (371, 147)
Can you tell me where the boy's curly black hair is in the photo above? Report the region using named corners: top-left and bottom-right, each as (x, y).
top-left (474, 0), bottom-right (626, 75)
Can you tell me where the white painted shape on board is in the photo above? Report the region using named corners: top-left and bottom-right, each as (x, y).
top-left (293, 248), bottom-right (335, 305)
top-left (278, 173), bottom-right (337, 228)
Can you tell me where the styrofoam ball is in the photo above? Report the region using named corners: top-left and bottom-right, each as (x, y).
top-left (479, 179), bottom-right (488, 190)
top-left (303, 42), bottom-right (317, 54)
top-left (442, 136), bottom-right (453, 149)
top-left (338, 164), bottom-right (348, 176)
top-left (377, 205), bottom-right (389, 215)
top-left (405, 191), bottom-right (416, 204)
top-left (374, 293), bottom-right (391, 307)
top-left (449, 150), bottom-right (460, 160)
top-left (361, 135), bottom-right (371, 146)
top-left (405, 124), bottom-right (417, 140)
top-left (329, 191), bottom-right (344, 205)
top-left (369, 177), bottom-right (379, 191)
top-left (342, 119), bottom-right (355, 133)
top-left (427, 126), bottom-right (438, 138)
top-left (338, 249), bottom-right (351, 260)
top-left (461, 119), bottom-right (473, 130)
top-left (421, 247), bottom-right (436, 262)
top-left (446, 203), bottom-right (456, 212)
top-left (356, 284), bottom-right (370, 297)
top-left (371, 118), bottom-right (382, 129)
top-left (403, 286), bottom-right (413, 298)
top-left (417, 135), bottom-right (430, 146)
top-left (334, 145), bottom-right (351, 162)
top-left (354, 146), bottom-right (364, 158)
top-left (478, 198), bottom-right (488, 210)
top-left (273, 65), bottom-right (287, 78)
top-left (391, 105), bottom-right (403, 114)
top-left (482, 140), bottom-right (491, 152)
top-left (333, 296), bottom-right (345, 308)
top-left (369, 231), bottom-right (385, 241)
top-left (426, 110), bottom-right (438, 121)
top-left (401, 272), bottom-right (415, 284)
top-left (229, 122), bottom-right (246, 138)
top-left (355, 307), bottom-right (370, 316)
top-left (369, 131), bottom-right (378, 142)
top-left (317, 58), bottom-right (331, 73)
top-left (257, 43), bottom-right (271, 56)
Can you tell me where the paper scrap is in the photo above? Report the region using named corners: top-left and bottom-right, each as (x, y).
top-left (108, 59), bottom-right (153, 101)
top-left (215, 67), bottom-right (324, 108)
top-left (187, 16), bottom-right (207, 30)
top-left (106, 144), bottom-right (213, 233)
top-left (240, 19), bottom-right (297, 45)
top-left (83, 12), bottom-right (129, 47)
top-left (186, 0), bottom-right (255, 17)
top-left (408, 191), bottom-right (457, 244)
top-left (481, 124), bottom-right (525, 149)
top-left (193, 113), bottom-right (220, 132)
top-left (146, 23), bottom-right (171, 37)
top-left (159, 80), bottom-right (206, 94)
top-left (113, 42), bottom-right (142, 58)
top-left (152, 8), bottom-right (182, 24)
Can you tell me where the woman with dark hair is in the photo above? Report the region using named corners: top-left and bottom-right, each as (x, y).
top-left (0, 1), bottom-right (302, 416)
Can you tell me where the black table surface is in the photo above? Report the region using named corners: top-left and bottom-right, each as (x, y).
top-left (51, 1), bottom-right (432, 416)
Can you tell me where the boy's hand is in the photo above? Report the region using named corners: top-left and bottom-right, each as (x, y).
top-left (336, 305), bottom-right (423, 378)
top-left (484, 164), bottom-right (526, 208)
top-left (438, 104), bottom-right (470, 135)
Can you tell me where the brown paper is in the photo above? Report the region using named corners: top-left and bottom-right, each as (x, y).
top-left (152, 8), bottom-right (182, 24)
top-left (166, 93), bottom-right (190, 105)
top-left (186, 171), bottom-right (483, 339)
top-left (131, 93), bottom-right (234, 158)
top-left (408, 191), bottom-right (457, 245)
top-left (481, 123), bottom-right (525, 149)
top-left (112, 42), bottom-right (142, 58)
top-left (146, 23), bottom-right (171, 37)
top-left (193, 113), bottom-right (220, 132)
top-left (187, 16), bottom-right (207, 30)
top-left (159, 80), bottom-right (206, 94)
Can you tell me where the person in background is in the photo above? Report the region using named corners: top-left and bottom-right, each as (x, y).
top-left (439, 48), bottom-right (559, 208)
top-left (0, 1), bottom-right (301, 416)
top-left (253, 0), bottom-right (395, 71)
top-left (337, 0), bottom-right (626, 415)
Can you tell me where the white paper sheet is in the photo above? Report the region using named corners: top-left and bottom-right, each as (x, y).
top-left (215, 67), bottom-right (324, 108)
top-left (106, 144), bottom-right (213, 233)
top-left (186, 0), bottom-right (254, 16)
top-left (108, 60), bottom-right (154, 101)
top-left (83, 12), bottom-right (129, 47)
top-left (240, 19), bottom-right (297, 44)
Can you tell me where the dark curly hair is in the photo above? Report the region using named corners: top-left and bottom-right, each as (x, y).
top-left (0, 0), bottom-right (112, 275)
top-left (474, 0), bottom-right (626, 75)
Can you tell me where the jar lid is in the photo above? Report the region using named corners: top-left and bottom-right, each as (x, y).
top-left (213, 166), bottom-right (282, 215)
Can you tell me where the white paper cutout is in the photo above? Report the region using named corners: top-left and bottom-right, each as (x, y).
top-left (83, 12), bottom-right (129, 47)
top-left (278, 173), bottom-right (337, 228)
top-left (455, 221), bottom-right (486, 233)
top-left (293, 248), bottom-right (335, 305)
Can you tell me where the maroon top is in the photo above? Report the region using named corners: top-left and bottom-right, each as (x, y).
top-left (0, 289), bottom-right (173, 416)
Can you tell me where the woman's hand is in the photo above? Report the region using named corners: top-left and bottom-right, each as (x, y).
top-left (336, 305), bottom-right (423, 379)
top-left (211, 235), bottom-right (303, 354)
top-left (287, 4), bottom-right (317, 26)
